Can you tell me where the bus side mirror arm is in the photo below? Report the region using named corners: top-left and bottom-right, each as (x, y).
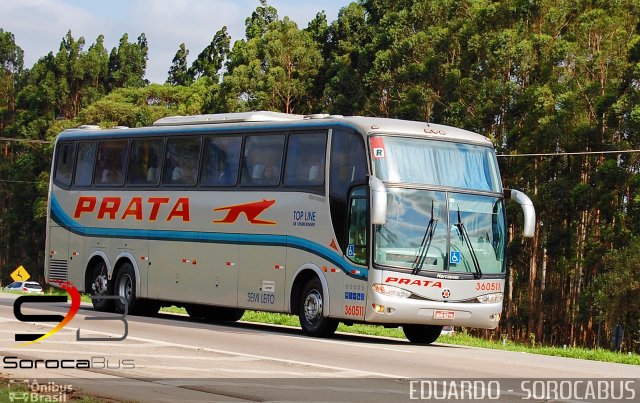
top-left (369, 176), bottom-right (387, 225)
top-left (504, 188), bottom-right (535, 238)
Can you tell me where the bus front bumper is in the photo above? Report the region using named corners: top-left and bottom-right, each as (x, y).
top-left (364, 293), bottom-right (503, 329)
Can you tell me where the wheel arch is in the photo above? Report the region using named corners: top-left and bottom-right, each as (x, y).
top-left (290, 264), bottom-right (329, 316)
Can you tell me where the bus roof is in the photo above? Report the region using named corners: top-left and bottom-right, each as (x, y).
top-left (58, 111), bottom-right (493, 146)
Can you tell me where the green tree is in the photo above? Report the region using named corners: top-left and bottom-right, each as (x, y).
top-left (189, 27), bottom-right (231, 81)
top-left (167, 43), bottom-right (193, 86)
top-left (321, 2), bottom-right (372, 115)
top-left (223, 8), bottom-right (322, 113)
top-left (245, 0), bottom-right (278, 40)
top-left (108, 33), bottom-right (148, 89)
top-left (0, 29), bottom-right (24, 132)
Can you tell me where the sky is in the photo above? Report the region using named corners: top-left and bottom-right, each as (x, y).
top-left (0, 0), bottom-right (349, 84)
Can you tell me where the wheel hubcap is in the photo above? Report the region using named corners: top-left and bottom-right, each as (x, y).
top-left (92, 268), bottom-right (108, 295)
top-left (303, 290), bottom-right (322, 323)
top-left (119, 274), bottom-right (133, 303)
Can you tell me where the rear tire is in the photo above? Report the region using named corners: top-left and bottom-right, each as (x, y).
top-left (299, 277), bottom-right (337, 337)
top-left (403, 324), bottom-right (443, 344)
top-left (114, 263), bottom-right (137, 314)
top-left (89, 261), bottom-right (114, 312)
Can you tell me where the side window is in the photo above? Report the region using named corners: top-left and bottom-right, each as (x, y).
top-left (284, 132), bottom-right (327, 188)
top-left (330, 131), bottom-right (367, 200)
top-left (128, 138), bottom-right (164, 186)
top-left (74, 141), bottom-right (96, 186)
top-left (54, 142), bottom-right (76, 186)
top-left (163, 137), bottom-right (201, 186)
top-left (241, 134), bottom-right (285, 187)
top-left (201, 136), bottom-right (242, 186)
top-left (329, 130), bottom-right (367, 251)
top-left (94, 140), bottom-right (128, 186)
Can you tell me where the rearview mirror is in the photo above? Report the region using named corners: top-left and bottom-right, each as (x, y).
top-left (504, 188), bottom-right (535, 238)
top-left (369, 176), bottom-right (387, 225)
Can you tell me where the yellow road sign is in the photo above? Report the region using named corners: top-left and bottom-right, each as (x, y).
top-left (10, 265), bottom-right (30, 282)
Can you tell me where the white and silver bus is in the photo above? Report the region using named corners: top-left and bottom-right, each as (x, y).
top-left (45, 112), bottom-right (534, 344)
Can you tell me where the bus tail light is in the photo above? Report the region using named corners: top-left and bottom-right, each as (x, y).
top-left (372, 283), bottom-right (411, 298)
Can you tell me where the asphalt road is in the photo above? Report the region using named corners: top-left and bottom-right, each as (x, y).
top-left (0, 292), bottom-right (638, 402)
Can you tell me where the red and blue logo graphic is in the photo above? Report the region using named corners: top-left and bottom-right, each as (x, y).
top-left (14, 280), bottom-right (81, 347)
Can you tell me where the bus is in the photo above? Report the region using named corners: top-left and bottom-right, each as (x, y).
top-left (45, 111), bottom-right (535, 344)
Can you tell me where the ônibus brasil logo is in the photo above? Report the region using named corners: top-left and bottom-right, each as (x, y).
top-left (13, 280), bottom-right (128, 347)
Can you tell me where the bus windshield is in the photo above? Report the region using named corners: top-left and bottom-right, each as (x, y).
top-left (370, 136), bottom-right (501, 193)
top-left (374, 189), bottom-right (506, 275)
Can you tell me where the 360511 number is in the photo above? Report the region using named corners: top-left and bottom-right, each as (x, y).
top-left (344, 305), bottom-right (364, 317)
top-left (475, 282), bottom-right (502, 292)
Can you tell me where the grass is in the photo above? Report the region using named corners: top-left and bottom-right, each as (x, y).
top-left (6, 289), bottom-right (637, 365)
top-left (230, 310), bottom-right (640, 366)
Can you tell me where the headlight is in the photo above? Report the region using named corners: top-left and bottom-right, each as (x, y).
top-left (476, 293), bottom-right (504, 304)
top-left (372, 283), bottom-right (412, 298)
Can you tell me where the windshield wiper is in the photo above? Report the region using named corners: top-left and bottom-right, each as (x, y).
top-left (412, 201), bottom-right (438, 275)
top-left (455, 208), bottom-right (483, 279)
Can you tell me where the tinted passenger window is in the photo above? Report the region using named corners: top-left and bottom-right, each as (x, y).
top-left (163, 137), bottom-right (201, 185)
top-left (94, 140), bottom-right (128, 185)
top-left (128, 139), bottom-right (164, 186)
top-left (55, 142), bottom-right (76, 186)
top-left (330, 131), bottom-right (367, 200)
top-left (241, 134), bottom-right (285, 186)
top-left (329, 130), bottom-right (367, 250)
top-left (284, 132), bottom-right (327, 187)
top-left (201, 137), bottom-right (241, 186)
top-left (74, 141), bottom-right (96, 186)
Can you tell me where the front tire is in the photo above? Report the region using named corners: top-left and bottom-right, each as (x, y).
top-left (299, 277), bottom-right (337, 337)
top-left (403, 324), bottom-right (443, 344)
top-left (89, 261), bottom-right (114, 312)
top-left (114, 263), bottom-right (137, 314)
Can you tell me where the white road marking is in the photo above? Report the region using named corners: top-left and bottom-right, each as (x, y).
top-left (1, 318), bottom-right (407, 378)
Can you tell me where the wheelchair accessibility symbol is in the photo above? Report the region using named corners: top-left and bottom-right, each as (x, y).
top-left (449, 251), bottom-right (462, 264)
top-left (346, 245), bottom-right (356, 257)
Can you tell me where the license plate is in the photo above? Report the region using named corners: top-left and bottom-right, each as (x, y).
top-left (433, 310), bottom-right (455, 320)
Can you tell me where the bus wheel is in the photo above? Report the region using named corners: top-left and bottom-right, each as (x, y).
top-left (114, 263), bottom-right (137, 314)
top-left (89, 261), bottom-right (114, 312)
top-left (402, 324), bottom-right (443, 345)
top-left (299, 277), bottom-right (337, 337)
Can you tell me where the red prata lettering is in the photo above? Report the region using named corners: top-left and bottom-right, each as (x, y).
top-left (147, 197), bottom-right (170, 221)
top-left (384, 276), bottom-right (442, 288)
top-left (97, 197), bottom-right (121, 220)
top-left (121, 197), bottom-right (143, 220)
top-left (73, 196), bottom-right (190, 222)
top-left (167, 197), bottom-right (190, 222)
top-left (74, 196), bottom-right (96, 218)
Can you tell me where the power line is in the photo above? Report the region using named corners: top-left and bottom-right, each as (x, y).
top-left (0, 179), bottom-right (46, 184)
top-left (497, 149), bottom-right (640, 157)
top-left (0, 137), bottom-right (52, 144)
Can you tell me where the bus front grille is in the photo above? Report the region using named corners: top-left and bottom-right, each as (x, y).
top-left (48, 259), bottom-right (68, 281)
